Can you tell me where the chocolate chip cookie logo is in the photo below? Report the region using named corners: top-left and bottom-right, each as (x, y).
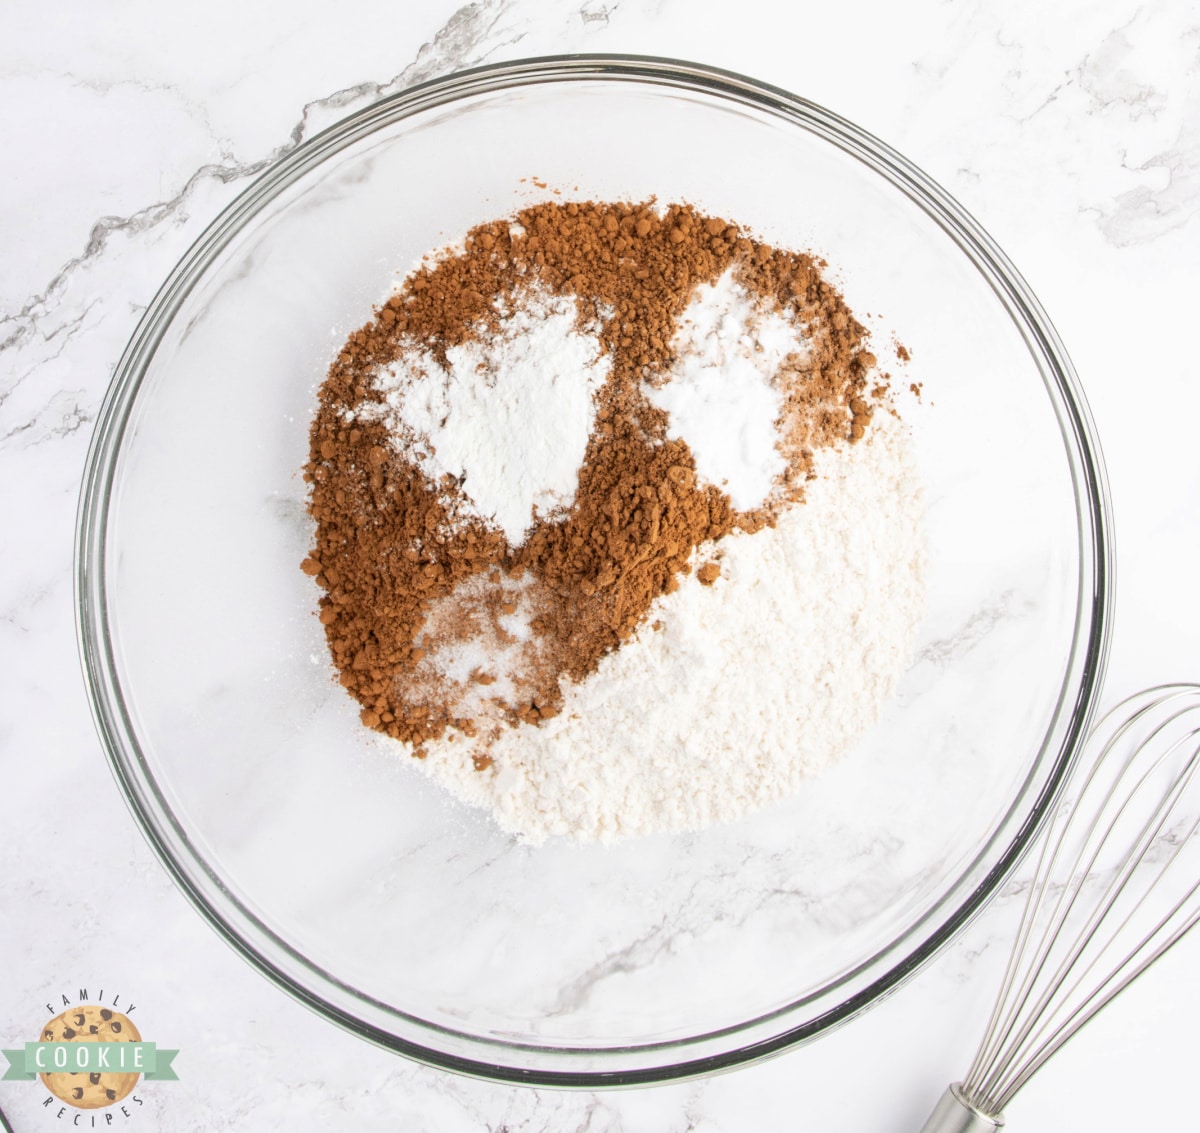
top-left (3, 990), bottom-right (178, 1122)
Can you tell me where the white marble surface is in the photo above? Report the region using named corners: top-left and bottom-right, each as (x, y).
top-left (2, 2), bottom-right (1199, 1130)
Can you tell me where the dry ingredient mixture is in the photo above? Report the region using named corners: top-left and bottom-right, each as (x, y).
top-left (303, 199), bottom-right (926, 842)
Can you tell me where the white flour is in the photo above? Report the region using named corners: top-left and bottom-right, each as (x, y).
top-left (646, 268), bottom-right (801, 510)
top-left (364, 285), bottom-right (609, 545)
top-left (414, 411), bottom-right (926, 843)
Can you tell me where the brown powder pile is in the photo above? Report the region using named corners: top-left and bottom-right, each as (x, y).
top-left (303, 199), bottom-right (880, 755)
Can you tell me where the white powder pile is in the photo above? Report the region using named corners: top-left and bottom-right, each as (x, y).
top-left (646, 268), bottom-right (803, 510)
top-left (415, 411), bottom-right (926, 843)
top-left (364, 284), bottom-right (610, 545)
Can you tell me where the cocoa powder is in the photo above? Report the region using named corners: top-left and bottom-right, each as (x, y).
top-left (304, 200), bottom-right (879, 754)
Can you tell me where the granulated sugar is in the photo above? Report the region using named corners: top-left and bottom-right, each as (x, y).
top-left (416, 411), bottom-right (926, 843)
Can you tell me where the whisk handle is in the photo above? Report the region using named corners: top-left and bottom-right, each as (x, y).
top-left (918, 1084), bottom-right (1005, 1131)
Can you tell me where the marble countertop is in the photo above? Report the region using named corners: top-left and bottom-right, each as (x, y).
top-left (3, 1), bottom-right (1199, 1130)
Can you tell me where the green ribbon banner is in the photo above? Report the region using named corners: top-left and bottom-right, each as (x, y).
top-left (2, 1043), bottom-right (179, 1081)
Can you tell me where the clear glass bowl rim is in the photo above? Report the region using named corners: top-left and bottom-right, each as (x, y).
top-left (74, 53), bottom-right (1115, 1087)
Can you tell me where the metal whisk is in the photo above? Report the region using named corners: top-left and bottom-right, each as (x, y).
top-left (919, 683), bottom-right (1200, 1131)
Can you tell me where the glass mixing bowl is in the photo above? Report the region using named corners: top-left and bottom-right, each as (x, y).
top-left (76, 56), bottom-right (1112, 1084)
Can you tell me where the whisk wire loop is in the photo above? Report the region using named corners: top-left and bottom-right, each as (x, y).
top-left (964, 690), bottom-right (1172, 1100)
top-left (979, 711), bottom-right (1200, 1103)
top-left (993, 724), bottom-right (1200, 1109)
top-left (951, 683), bottom-right (1200, 1118)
